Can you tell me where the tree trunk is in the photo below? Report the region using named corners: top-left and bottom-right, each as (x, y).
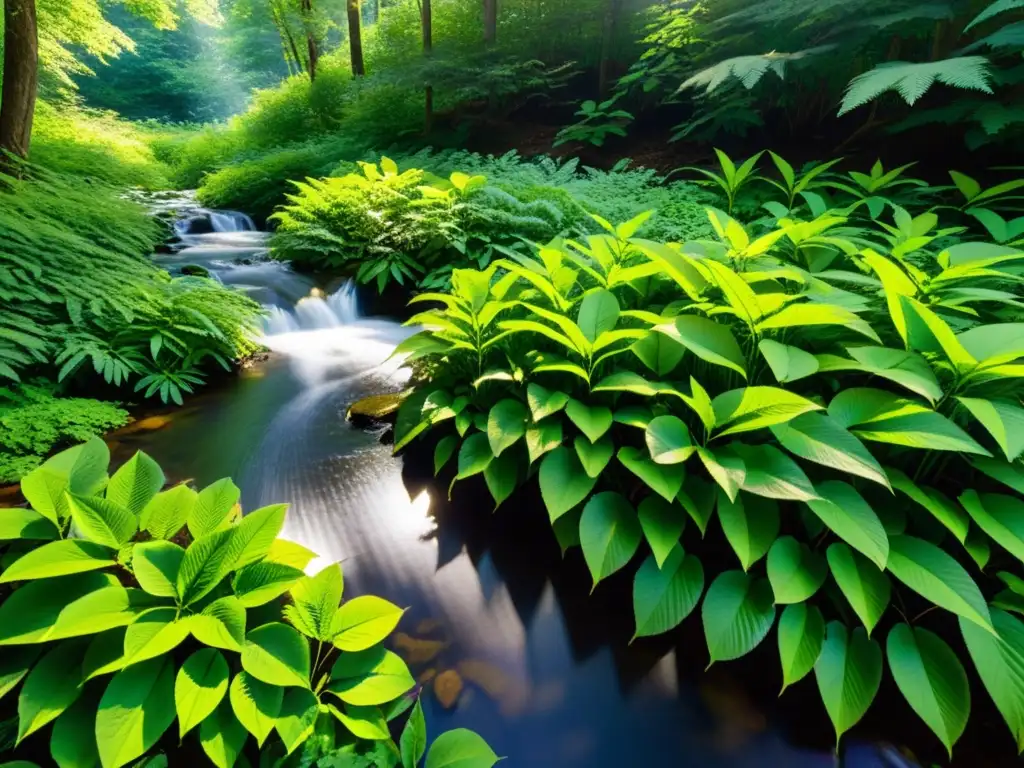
top-left (422, 0), bottom-right (433, 133)
top-left (348, 0), bottom-right (365, 75)
top-left (483, 0), bottom-right (496, 46)
top-left (301, 0), bottom-right (319, 81)
top-left (598, 0), bottom-right (620, 98)
top-left (271, 3), bottom-right (305, 75)
top-left (0, 0), bottom-right (39, 167)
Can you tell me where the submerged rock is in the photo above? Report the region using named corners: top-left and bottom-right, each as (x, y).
top-left (347, 392), bottom-right (406, 429)
top-left (179, 264), bottom-right (211, 278)
top-left (433, 670), bottom-right (464, 709)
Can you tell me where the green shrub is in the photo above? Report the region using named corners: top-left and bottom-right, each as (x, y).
top-left (0, 383), bottom-right (129, 484)
top-left (0, 440), bottom-right (497, 767)
top-left (392, 152), bottom-right (1024, 756)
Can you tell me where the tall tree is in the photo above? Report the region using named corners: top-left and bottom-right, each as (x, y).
top-left (347, 0), bottom-right (364, 75)
top-left (300, 0), bottom-right (319, 80)
top-left (421, 0), bottom-right (432, 132)
top-left (0, 0), bottom-right (39, 166)
top-left (597, 0), bottom-right (620, 97)
top-left (483, 0), bottom-right (496, 45)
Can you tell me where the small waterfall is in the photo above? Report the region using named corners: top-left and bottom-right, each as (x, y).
top-left (209, 210), bottom-right (256, 233)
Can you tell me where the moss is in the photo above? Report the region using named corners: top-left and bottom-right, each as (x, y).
top-left (347, 392), bottom-right (407, 428)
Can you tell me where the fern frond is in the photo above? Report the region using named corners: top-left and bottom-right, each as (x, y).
top-left (839, 57), bottom-right (993, 115)
top-left (962, 21), bottom-right (1024, 52)
top-left (966, 0), bottom-right (1024, 32)
top-left (679, 48), bottom-right (832, 94)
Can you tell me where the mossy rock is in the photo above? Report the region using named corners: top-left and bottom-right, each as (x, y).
top-left (347, 392), bottom-right (407, 429)
top-left (179, 264), bottom-right (211, 278)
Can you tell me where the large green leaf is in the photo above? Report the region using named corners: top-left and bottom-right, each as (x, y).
top-left (758, 339), bottom-right (819, 383)
top-left (284, 564), bottom-right (343, 641)
top-left (425, 728), bottom-right (501, 768)
top-left (175, 648), bottom-right (229, 739)
top-left (526, 420), bottom-right (563, 465)
top-left (526, 383), bottom-right (569, 421)
top-left (887, 623), bottom-right (970, 756)
top-left (716, 491), bottom-right (779, 571)
top-left (483, 450), bottom-right (520, 509)
top-left (959, 490), bottom-right (1024, 563)
top-left (654, 315), bottom-right (747, 377)
top-left (199, 699), bottom-right (247, 768)
top-left (49, 585), bottom-right (157, 644)
top-left (189, 478), bottom-right (241, 539)
top-left (957, 397), bottom-right (1024, 460)
top-left (731, 443), bottom-right (818, 501)
top-left (329, 702), bottom-right (389, 740)
top-left (17, 640), bottom-right (86, 743)
top-left (123, 608), bottom-right (190, 665)
top-left (241, 623), bottom-right (311, 688)
top-left (577, 288), bottom-right (620, 343)
top-left (67, 494), bottom-right (136, 549)
top-left (767, 536), bottom-right (827, 604)
top-left (886, 535), bottom-right (992, 632)
top-left (21, 438), bottom-right (109, 526)
top-left (487, 399), bottom-right (529, 457)
top-left (141, 485), bottom-right (196, 540)
top-left (889, 469), bottom-right (968, 544)
top-left (275, 688), bottom-right (319, 755)
top-left (107, 452), bottom-right (165, 516)
top-left (0, 540), bottom-right (115, 583)
top-left (806, 481), bottom-right (889, 569)
top-left (328, 647), bottom-right (415, 706)
top-left (618, 446), bottom-right (685, 501)
top-left (455, 433), bottom-right (493, 480)
top-left (565, 399), bottom-right (613, 442)
top-left (574, 434), bottom-right (614, 478)
top-left (0, 647), bottom-right (38, 703)
top-left (633, 546), bottom-right (704, 639)
top-left (637, 496), bottom-right (687, 568)
top-left (0, 507), bottom-right (58, 541)
top-left (400, 699), bottom-right (427, 768)
top-left (778, 603), bottom-right (825, 694)
top-left (712, 386), bottom-right (821, 437)
top-left (539, 447), bottom-right (597, 523)
top-left (579, 492), bottom-right (642, 589)
top-left (0, 573), bottom-right (115, 645)
top-left (644, 415), bottom-right (695, 464)
top-left (434, 435), bottom-right (458, 475)
top-left (818, 346), bottom-right (943, 402)
top-left (697, 446), bottom-right (745, 502)
top-left (331, 596), bottom-right (405, 652)
top-left (95, 657), bottom-right (176, 768)
top-left (230, 671), bottom-right (282, 747)
top-left (702, 570), bottom-right (776, 664)
top-left (228, 503), bottom-right (288, 570)
top-left (131, 541), bottom-right (184, 598)
top-left (772, 413), bottom-right (889, 489)
top-left (188, 596), bottom-right (247, 652)
top-left (176, 529), bottom-right (236, 606)
top-left (756, 301), bottom-right (880, 342)
top-left (50, 693), bottom-right (100, 768)
top-left (632, 331), bottom-right (685, 376)
top-left (827, 542), bottom-right (890, 635)
top-left (815, 622), bottom-right (882, 746)
top-left (233, 562), bottom-right (305, 609)
top-left (960, 608), bottom-right (1024, 751)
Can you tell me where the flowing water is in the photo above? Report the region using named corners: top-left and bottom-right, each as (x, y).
top-left (118, 198), bottom-right (923, 767)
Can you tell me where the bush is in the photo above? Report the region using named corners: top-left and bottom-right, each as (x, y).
top-left (392, 151), bottom-right (1024, 756)
top-left (0, 440), bottom-right (497, 767)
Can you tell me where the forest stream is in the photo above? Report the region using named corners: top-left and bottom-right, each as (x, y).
top-left (104, 198), bottom-right (928, 768)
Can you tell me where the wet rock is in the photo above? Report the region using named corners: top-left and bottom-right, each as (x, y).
top-left (111, 415), bottom-right (174, 436)
top-left (457, 660), bottom-right (530, 716)
top-left (433, 670), bottom-right (463, 709)
top-left (179, 264), bottom-right (211, 278)
top-left (347, 393), bottom-right (406, 429)
top-left (393, 632), bottom-right (448, 665)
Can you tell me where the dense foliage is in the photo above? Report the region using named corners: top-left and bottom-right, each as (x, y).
top-left (0, 440), bottom-right (497, 768)
top-left (393, 151), bottom-right (1024, 754)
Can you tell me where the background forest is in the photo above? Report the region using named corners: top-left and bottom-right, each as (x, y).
top-left (5, 0), bottom-right (1024, 766)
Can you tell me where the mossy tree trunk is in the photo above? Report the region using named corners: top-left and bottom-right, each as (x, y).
top-left (0, 0), bottom-right (38, 169)
top-left (301, 0), bottom-right (319, 81)
top-left (348, 0), bottom-right (365, 76)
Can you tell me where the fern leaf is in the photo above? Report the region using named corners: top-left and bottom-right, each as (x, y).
top-left (680, 48), bottom-right (832, 94)
top-left (839, 57), bottom-right (993, 115)
top-left (966, 0), bottom-right (1024, 31)
top-left (962, 20), bottom-right (1024, 52)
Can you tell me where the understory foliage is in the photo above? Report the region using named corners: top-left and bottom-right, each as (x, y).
top-left (394, 150), bottom-right (1024, 755)
top-left (269, 153), bottom-right (715, 293)
top-left (0, 164), bottom-right (264, 404)
top-left (0, 440), bottom-right (497, 768)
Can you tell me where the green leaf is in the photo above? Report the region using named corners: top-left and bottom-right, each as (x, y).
top-left (886, 535), bottom-right (992, 632)
top-left (434, 436), bottom-right (458, 475)
top-left (141, 485), bottom-right (196, 540)
top-left (81, 629), bottom-right (127, 682)
top-left (229, 503), bottom-right (288, 570)
top-left (654, 315), bottom-right (746, 377)
top-left (50, 693), bottom-right (100, 768)
top-left (729, 442), bottom-right (817, 501)
top-left (539, 447), bottom-right (597, 523)
top-left (400, 699), bottom-right (427, 768)
top-left (67, 494), bottom-right (136, 549)
top-left (329, 702), bottom-right (389, 740)
top-left (632, 332), bottom-right (685, 376)
top-left (633, 546), bottom-right (704, 639)
top-left (131, 541), bottom-right (184, 598)
top-left (678, 475), bottom-right (716, 536)
top-left (827, 543), bottom-right (891, 635)
top-left (701, 570), bottom-right (776, 664)
top-left (767, 536), bottom-right (827, 604)
top-left (758, 339), bottom-right (819, 383)
top-left (188, 478), bottom-right (240, 539)
top-left (328, 647), bottom-right (415, 706)
top-left (778, 604), bottom-right (825, 694)
top-left (716, 491), bottom-right (779, 571)
top-left (425, 728), bottom-right (500, 768)
top-left (957, 397), bottom-right (1024, 460)
top-left (0, 573), bottom-right (116, 645)
top-left (284, 563), bottom-right (344, 641)
top-left (483, 450), bottom-right (519, 509)
top-left (527, 383), bottom-right (570, 421)
top-left (618, 446), bottom-right (685, 501)
top-left (456, 433), bottom-right (493, 480)
top-left (199, 699), bottom-right (248, 768)
top-left (275, 688), bottom-right (319, 755)
top-left (50, 585), bottom-right (157, 646)
top-left (580, 492), bottom-right (642, 589)
top-left (0, 647), bottom-right (38, 702)
top-left (176, 648), bottom-right (229, 739)
top-left (96, 657), bottom-right (176, 768)
top-left (0, 539), bottom-right (115, 583)
top-left (526, 420), bottom-right (563, 465)
top-left (577, 288), bottom-right (620, 343)
top-left (960, 608), bottom-right (1024, 751)
top-left (713, 386), bottom-right (822, 437)
top-left (230, 671), bottom-right (282, 747)
top-left (123, 608), bottom-right (190, 665)
top-left (487, 399), bottom-right (528, 457)
top-left (637, 496), bottom-right (687, 568)
top-left (242, 623), bottom-right (311, 688)
top-left (176, 529), bottom-right (236, 606)
top-left (886, 623), bottom-right (970, 756)
top-left (889, 469), bottom-right (968, 543)
top-left (232, 562), bottom-right (304, 609)
top-left (756, 302), bottom-right (880, 342)
top-left (331, 596), bottom-right (405, 652)
top-left (772, 413), bottom-right (889, 489)
top-left (960, 490), bottom-right (1024, 564)
top-left (17, 641), bottom-right (86, 743)
top-left (565, 399), bottom-right (613, 442)
top-left (107, 452), bottom-right (164, 516)
top-left (188, 596), bottom-right (247, 652)
top-left (644, 415), bottom-right (695, 464)
top-left (574, 434), bottom-right (614, 478)
top-left (819, 346), bottom-right (943, 403)
top-left (814, 622), bottom-right (882, 747)
top-left (806, 481), bottom-right (889, 569)
top-left (0, 508), bottom-right (58, 541)
top-left (697, 446), bottom-right (745, 502)
top-left (20, 438), bottom-right (109, 526)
